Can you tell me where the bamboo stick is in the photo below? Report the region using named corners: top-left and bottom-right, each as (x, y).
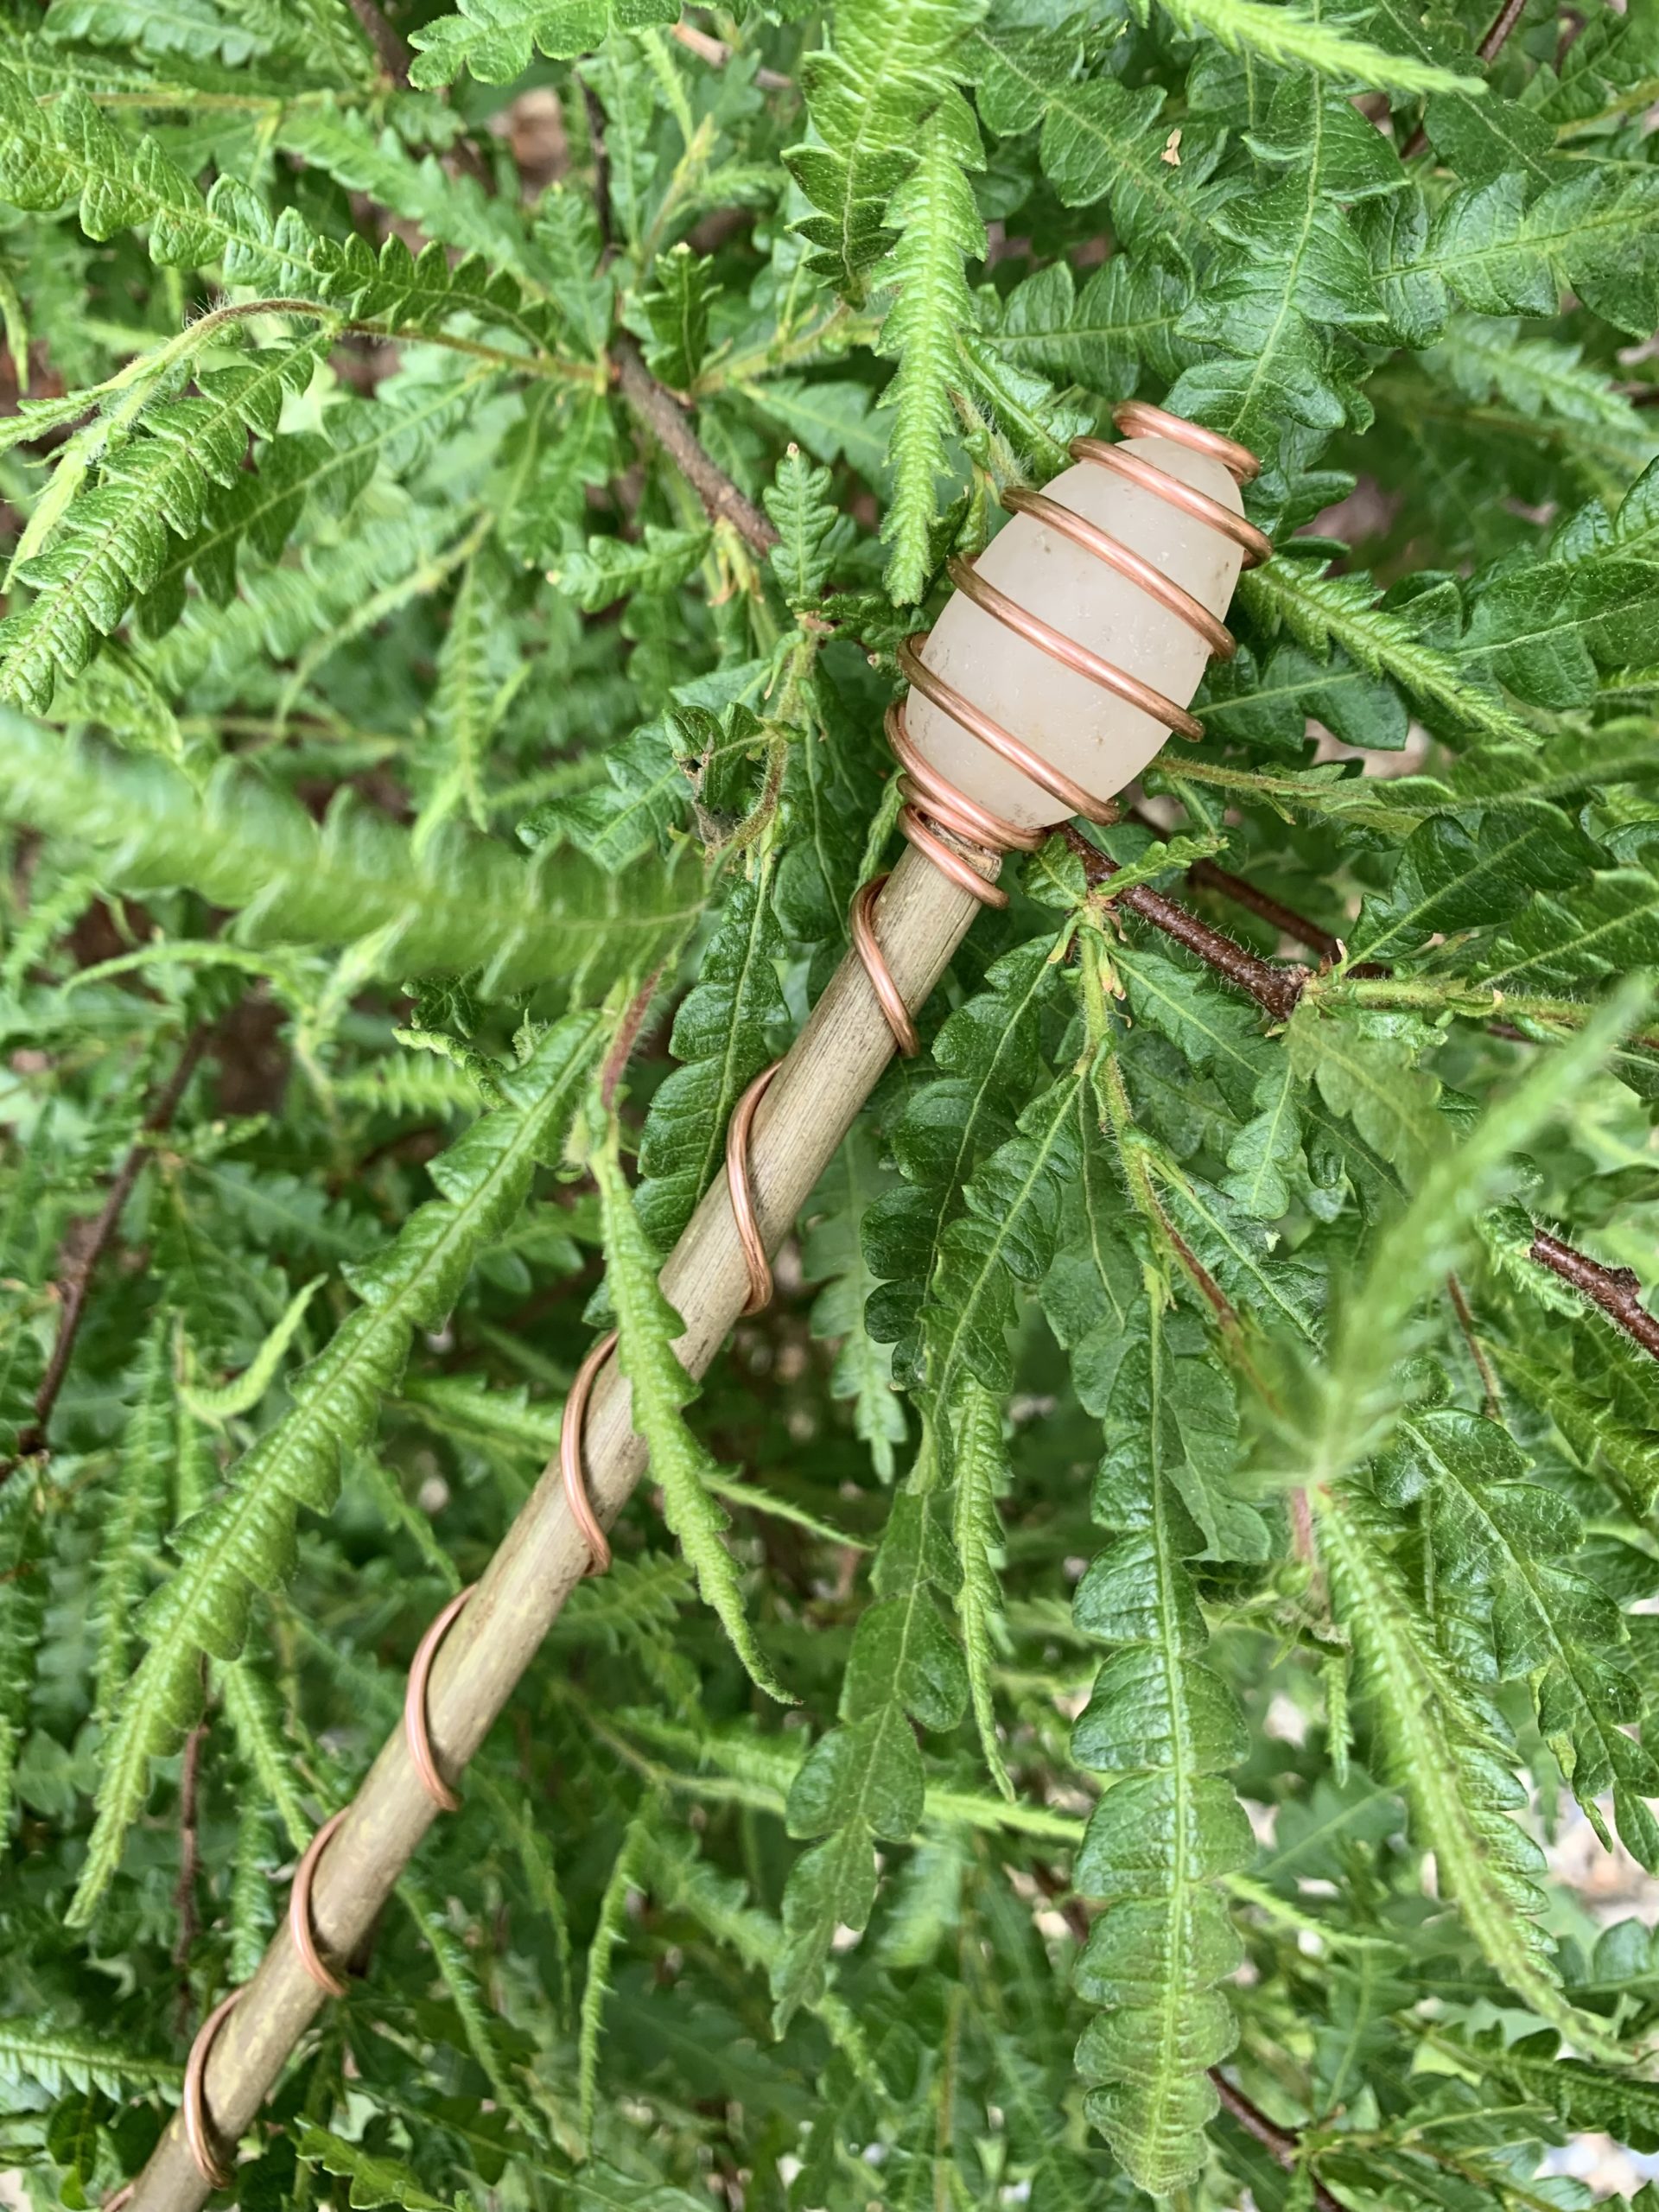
top-left (128, 839), bottom-right (995, 2211)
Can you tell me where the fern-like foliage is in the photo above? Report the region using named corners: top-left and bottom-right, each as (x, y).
top-left (635, 861), bottom-right (787, 1253)
top-left (594, 1117), bottom-right (791, 1705)
top-left (5, 0), bottom-right (1659, 2201)
top-left (70, 1010), bottom-right (602, 1920)
top-left (0, 715), bottom-right (704, 997)
top-left (1071, 1302), bottom-right (1254, 2193)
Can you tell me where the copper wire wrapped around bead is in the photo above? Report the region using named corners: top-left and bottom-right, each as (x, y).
top-left (849, 404), bottom-right (1267, 1045)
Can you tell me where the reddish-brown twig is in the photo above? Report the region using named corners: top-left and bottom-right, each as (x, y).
top-left (1209, 2071), bottom-right (1351, 2212)
top-left (346, 0), bottom-right (411, 81)
top-left (5, 1024), bottom-right (211, 1478)
top-left (1063, 823), bottom-right (1659, 1369)
top-left (1060, 821), bottom-right (1309, 1020)
top-left (1400, 0), bottom-right (1529, 158)
top-left (613, 339), bottom-right (779, 556)
top-left (1529, 1229), bottom-right (1659, 1364)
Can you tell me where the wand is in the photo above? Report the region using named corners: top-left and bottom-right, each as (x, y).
top-left (118, 401), bottom-right (1268, 2212)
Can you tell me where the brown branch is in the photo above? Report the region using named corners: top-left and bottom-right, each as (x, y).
top-left (1529, 1228), bottom-right (1659, 1363)
top-left (1060, 822), bottom-right (1308, 1020)
top-left (580, 71), bottom-right (775, 556)
top-left (1400, 0), bottom-right (1529, 157)
top-left (613, 336), bottom-right (780, 556)
top-left (671, 17), bottom-right (793, 90)
top-left (1063, 825), bottom-right (1659, 1367)
top-left (346, 0), bottom-right (412, 82)
top-left (1127, 807), bottom-right (1390, 973)
top-left (1477, 0), bottom-right (1531, 62)
top-left (1446, 1270), bottom-right (1503, 1416)
top-left (1209, 2072), bottom-right (1351, 2212)
top-left (582, 75), bottom-right (616, 261)
top-left (1186, 852), bottom-right (1344, 961)
top-left (4, 1024), bottom-right (211, 1478)
top-left (173, 1674), bottom-right (209, 2027)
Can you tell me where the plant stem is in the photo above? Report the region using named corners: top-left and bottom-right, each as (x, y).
top-left (1128, 804), bottom-right (1343, 960)
top-left (1529, 1229), bottom-right (1659, 1364)
top-left (1208, 2071), bottom-right (1350, 2212)
top-left (1446, 1271), bottom-right (1503, 1415)
top-left (345, 0), bottom-right (412, 81)
top-left (1062, 823), bottom-right (1659, 1370)
top-left (5, 1022), bottom-right (211, 1478)
top-left (1059, 823), bottom-right (1307, 1020)
top-left (613, 335), bottom-right (779, 554)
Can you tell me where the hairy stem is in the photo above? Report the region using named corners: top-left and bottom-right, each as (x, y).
top-left (613, 336), bottom-right (780, 554)
top-left (1059, 823), bottom-right (1307, 1020)
top-left (1529, 1229), bottom-right (1659, 1364)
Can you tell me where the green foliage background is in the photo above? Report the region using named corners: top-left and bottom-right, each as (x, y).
top-left (1, 0), bottom-right (1659, 2201)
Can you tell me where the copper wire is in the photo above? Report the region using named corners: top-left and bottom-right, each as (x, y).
top-left (849, 878), bottom-right (920, 1056)
top-left (945, 555), bottom-right (1206, 741)
top-left (1069, 437), bottom-right (1273, 566)
top-left (289, 1808), bottom-right (348, 1997)
top-left (896, 638), bottom-right (1117, 827)
top-left (560, 1330), bottom-right (618, 1575)
top-left (999, 485), bottom-right (1236, 658)
top-left (848, 404), bottom-right (1266, 1037)
top-left (404, 1584), bottom-right (474, 1813)
top-left (1111, 399), bottom-right (1262, 481)
top-left (728, 1060), bottom-right (783, 1313)
top-left (181, 1986), bottom-right (242, 2190)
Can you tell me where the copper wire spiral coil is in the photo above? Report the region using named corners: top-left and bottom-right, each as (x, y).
top-left (850, 404), bottom-right (1268, 1048)
top-left (560, 1328), bottom-right (619, 1575)
top-left (556, 414), bottom-right (1268, 1617)
top-left (289, 1808), bottom-right (349, 1997)
top-left (728, 1058), bottom-right (783, 1313)
top-left (404, 1583), bottom-right (475, 1813)
top-left (181, 1986), bottom-right (242, 2189)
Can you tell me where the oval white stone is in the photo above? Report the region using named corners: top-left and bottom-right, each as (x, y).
top-left (903, 435), bottom-right (1246, 831)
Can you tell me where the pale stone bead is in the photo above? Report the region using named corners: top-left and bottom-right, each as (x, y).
top-left (904, 436), bottom-right (1246, 831)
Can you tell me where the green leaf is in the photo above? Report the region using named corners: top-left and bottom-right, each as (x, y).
top-left (594, 1119), bottom-right (792, 1705)
top-left (0, 716), bottom-right (705, 1001)
top-left (639, 245), bottom-right (715, 391)
top-left (69, 1013), bottom-right (604, 1922)
top-left (550, 525), bottom-right (713, 613)
top-left (876, 103), bottom-right (985, 604)
top-left (1071, 1300), bottom-right (1252, 2195)
top-left (0, 2019), bottom-right (181, 2097)
top-left (1318, 1490), bottom-right (1626, 2064)
top-left (408, 0), bottom-right (677, 86)
top-left (577, 1795), bottom-right (658, 2148)
top-left (297, 2125), bottom-right (463, 2209)
top-left (763, 447), bottom-right (855, 608)
top-left (1380, 1406), bottom-right (1659, 1862)
top-left (803, 1129), bottom-right (907, 1483)
top-left (949, 1380), bottom-right (1010, 1796)
top-left (1162, 0), bottom-right (1484, 94)
top-left (636, 861), bottom-right (788, 1254)
top-left (788, 0), bottom-right (982, 300)
top-left (775, 1469), bottom-right (966, 2026)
